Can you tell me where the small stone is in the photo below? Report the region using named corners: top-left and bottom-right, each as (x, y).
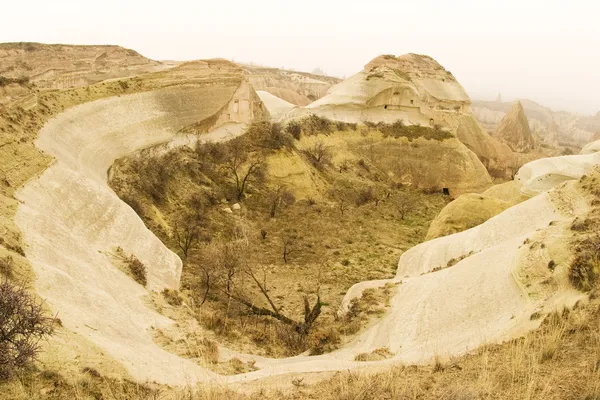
top-left (223, 207), bottom-right (233, 214)
top-left (232, 203), bottom-right (241, 211)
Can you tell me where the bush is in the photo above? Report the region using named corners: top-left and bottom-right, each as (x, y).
top-left (161, 289), bottom-right (183, 306)
top-left (355, 187), bottom-right (375, 206)
top-left (0, 256), bottom-right (13, 277)
top-left (246, 121), bottom-right (294, 150)
top-left (307, 325), bottom-right (341, 355)
top-left (126, 256), bottom-right (147, 286)
top-left (377, 119), bottom-right (453, 141)
top-left (304, 140), bottom-right (332, 168)
top-left (285, 120), bottom-right (302, 140)
top-left (569, 254), bottom-right (599, 291)
top-left (0, 279), bottom-right (55, 379)
top-left (302, 114), bottom-right (333, 135)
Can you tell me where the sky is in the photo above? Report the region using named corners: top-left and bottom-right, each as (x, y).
top-left (2, 0), bottom-right (599, 115)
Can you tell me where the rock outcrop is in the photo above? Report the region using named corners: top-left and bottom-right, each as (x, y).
top-left (472, 98), bottom-right (598, 148)
top-left (243, 65), bottom-right (341, 106)
top-left (426, 193), bottom-right (511, 240)
top-left (14, 60), bottom-right (267, 385)
top-left (291, 53), bottom-right (514, 178)
top-left (494, 101), bottom-right (535, 152)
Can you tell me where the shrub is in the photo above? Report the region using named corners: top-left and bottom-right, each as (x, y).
top-left (126, 256), bottom-right (147, 286)
top-left (161, 289), bottom-right (182, 306)
top-left (377, 119), bottom-right (453, 141)
top-left (246, 121), bottom-right (294, 149)
top-left (307, 325), bottom-right (340, 355)
top-left (304, 140), bottom-right (332, 168)
top-left (302, 114), bottom-right (333, 135)
top-left (0, 256), bottom-right (13, 277)
top-left (285, 120), bottom-right (302, 140)
top-left (0, 279), bottom-right (55, 379)
top-left (569, 254), bottom-right (599, 291)
top-left (355, 187), bottom-right (375, 206)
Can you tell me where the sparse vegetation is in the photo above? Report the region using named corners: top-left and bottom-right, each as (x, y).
top-left (0, 279), bottom-right (55, 380)
top-left (569, 233), bottom-right (600, 291)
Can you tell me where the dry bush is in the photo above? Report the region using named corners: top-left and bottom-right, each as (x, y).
top-left (246, 121), bottom-right (294, 150)
top-left (0, 279), bottom-right (55, 380)
top-left (161, 289), bottom-right (183, 306)
top-left (570, 234), bottom-right (600, 291)
top-left (570, 255), bottom-right (599, 291)
top-left (285, 120), bottom-right (302, 140)
top-left (304, 140), bottom-right (332, 168)
top-left (125, 255), bottom-right (147, 286)
top-left (0, 256), bottom-right (13, 277)
top-left (301, 114), bottom-right (333, 135)
top-left (378, 119), bottom-right (453, 141)
top-left (308, 325), bottom-right (341, 355)
top-left (354, 347), bottom-right (394, 362)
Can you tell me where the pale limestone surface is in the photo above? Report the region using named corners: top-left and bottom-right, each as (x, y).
top-left (15, 85), bottom-right (259, 385)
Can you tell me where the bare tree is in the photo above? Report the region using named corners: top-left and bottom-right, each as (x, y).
top-left (304, 140), bottom-right (332, 167)
top-left (222, 141), bottom-right (265, 200)
top-left (229, 265), bottom-right (322, 335)
top-left (269, 185), bottom-right (296, 218)
top-left (282, 236), bottom-right (295, 264)
top-left (209, 226), bottom-right (322, 335)
top-left (0, 279), bottom-right (55, 379)
top-left (397, 193), bottom-right (416, 220)
top-left (173, 213), bottom-right (202, 259)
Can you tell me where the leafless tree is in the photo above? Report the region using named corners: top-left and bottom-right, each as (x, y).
top-left (0, 279), bottom-right (55, 379)
top-left (209, 226), bottom-right (322, 335)
top-left (222, 141), bottom-right (265, 200)
top-left (304, 140), bottom-right (332, 167)
top-left (229, 265), bottom-right (322, 335)
top-left (397, 193), bottom-right (416, 220)
top-left (173, 213), bottom-right (202, 259)
top-left (269, 185), bottom-right (296, 218)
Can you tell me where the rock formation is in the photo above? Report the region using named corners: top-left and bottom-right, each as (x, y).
top-left (472, 98), bottom-right (598, 148)
top-left (243, 65), bottom-right (341, 106)
top-left (426, 193), bottom-right (511, 240)
top-left (13, 60), bottom-right (268, 384)
top-left (291, 53), bottom-right (514, 178)
top-left (494, 101), bottom-right (535, 152)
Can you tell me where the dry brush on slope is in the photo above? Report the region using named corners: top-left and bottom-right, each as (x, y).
top-left (109, 120), bottom-right (447, 358)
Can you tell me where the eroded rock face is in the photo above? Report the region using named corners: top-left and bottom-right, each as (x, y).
top-left (0, 42), bottom-right (166, 90)
top-left (494, 101), bottom-right (535, 152)
top-left (244, 65), bottom-right (341, 106)
top-left (290, 53), bottom-right (515, 180)
top-left (13, 61), bottom-right (268, 385)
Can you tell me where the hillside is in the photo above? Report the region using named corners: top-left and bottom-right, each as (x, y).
top-left (0, 42), bottom-right (166, 92)
top-left (1, 43), bottom-right (600, 400)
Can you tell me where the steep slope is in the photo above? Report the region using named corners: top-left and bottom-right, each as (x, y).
top-left (494, 101), bottom-right (535, 152)
top-left (14, 60), bottom-right (268, 385)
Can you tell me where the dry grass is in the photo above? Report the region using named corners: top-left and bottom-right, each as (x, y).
top-left (108, 127), bottom-right (446, 358)
top-left (2, 295), bottom-right (598, 399)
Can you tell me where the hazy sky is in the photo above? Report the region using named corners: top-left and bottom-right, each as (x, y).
top-left (2, 0), bottom-right (599, 114)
